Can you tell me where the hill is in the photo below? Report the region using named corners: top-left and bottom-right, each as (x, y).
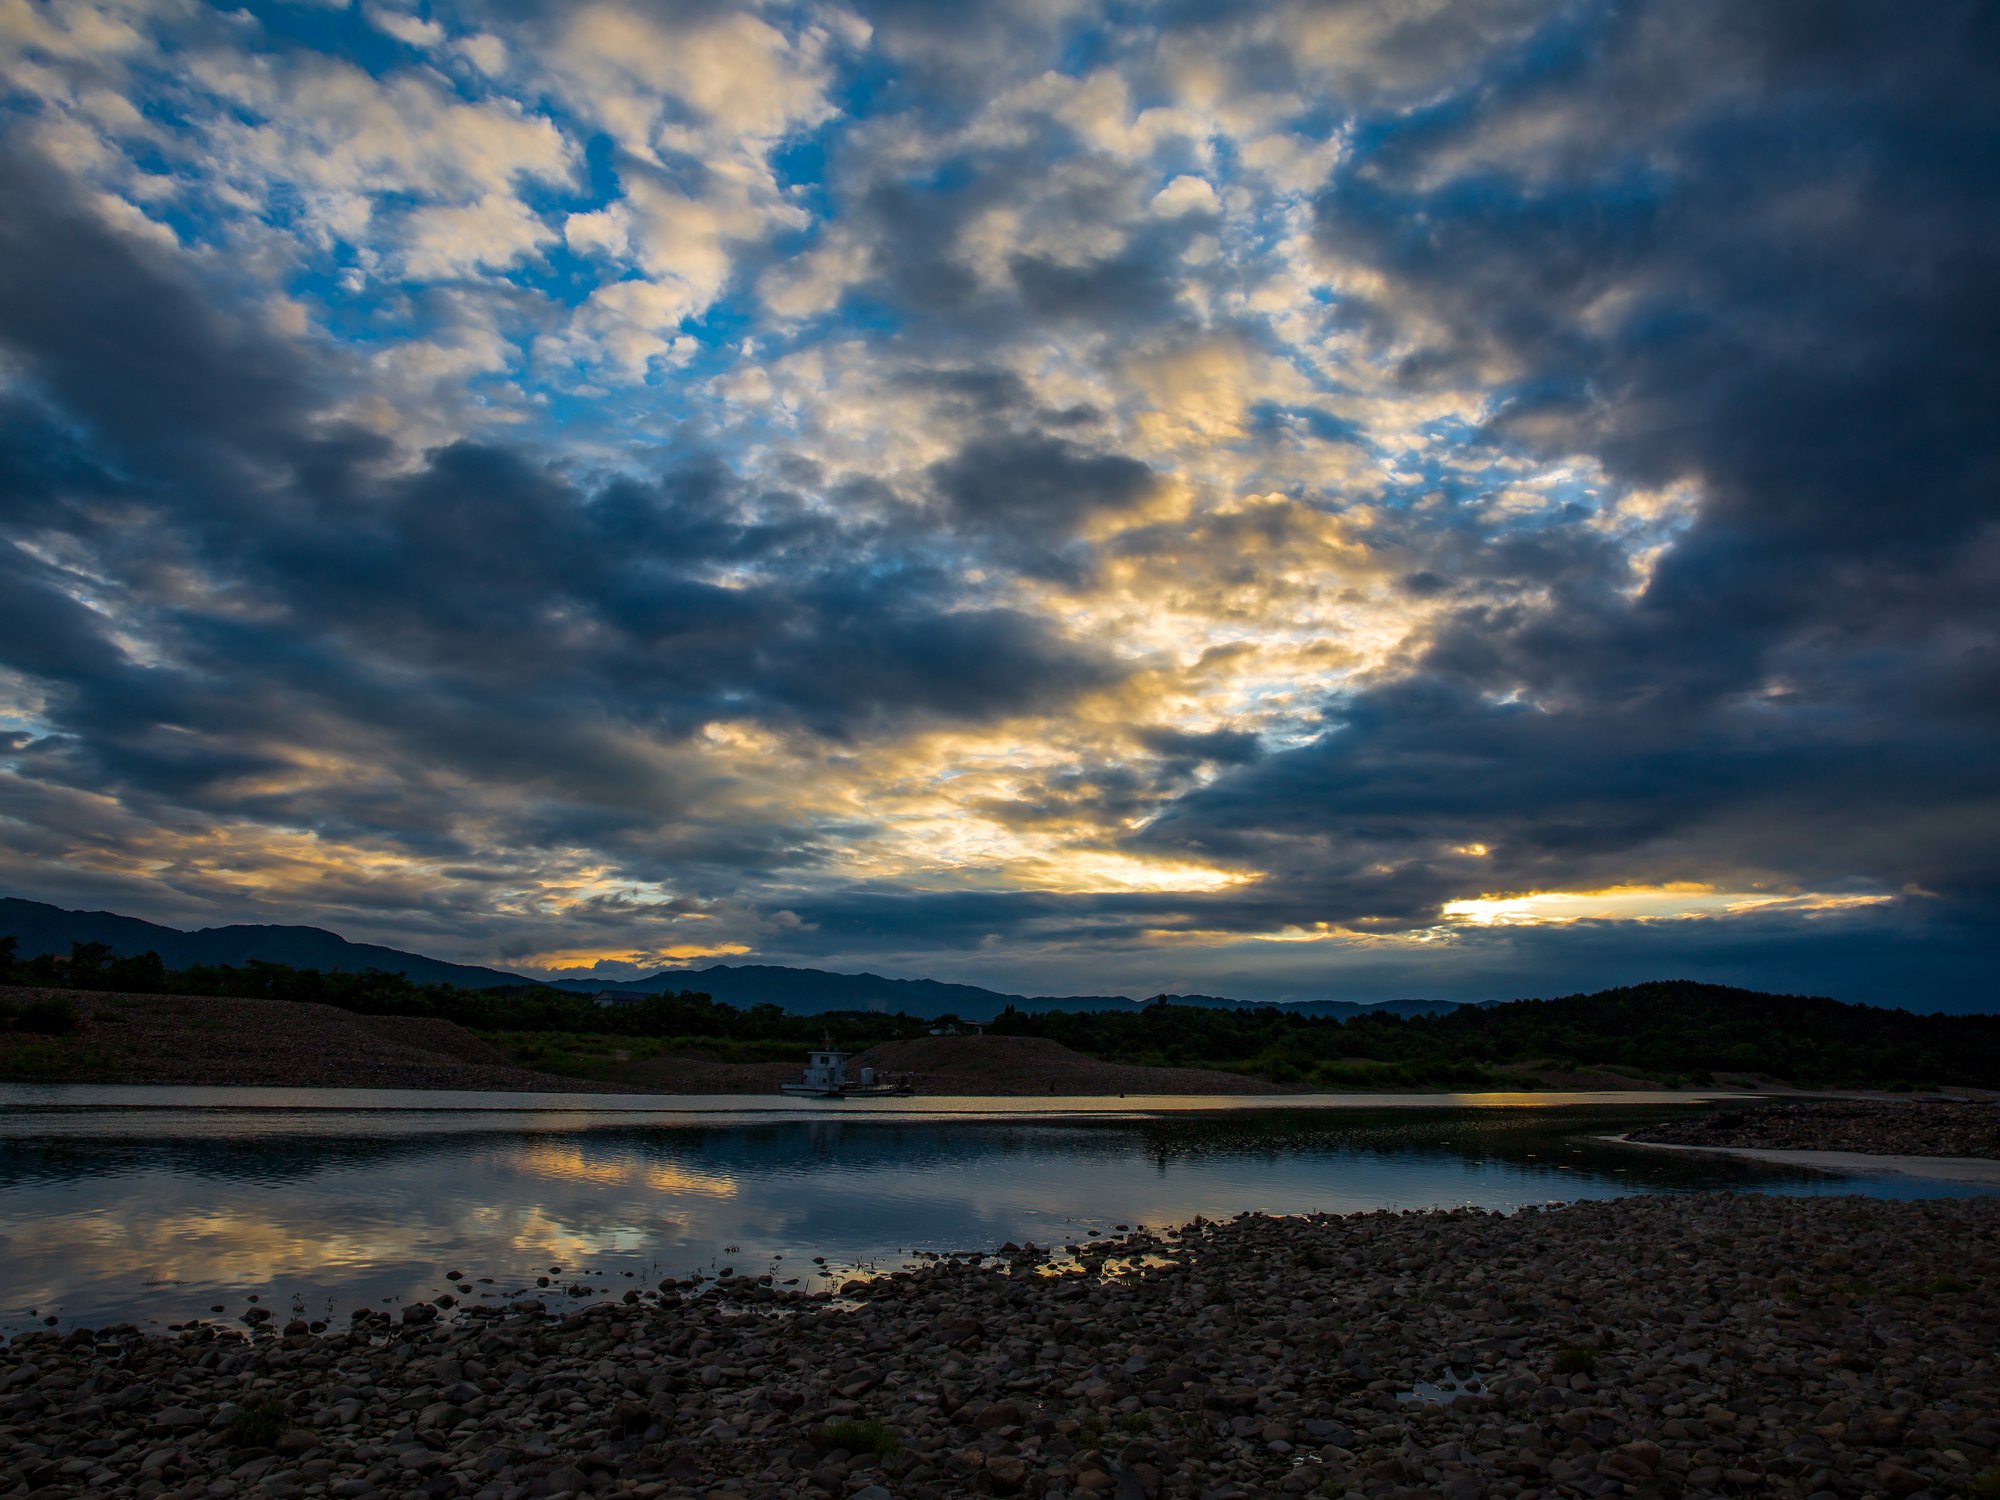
top-left (0, 897), bottom-right (534, 990)
top-left (993, 980), bottom-right (2000, 1091)
top-left (0, 985), bottom-right (613, 1090)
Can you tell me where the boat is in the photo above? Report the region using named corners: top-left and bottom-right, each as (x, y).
top-left (781, 1046), bottom-right (914, 1098)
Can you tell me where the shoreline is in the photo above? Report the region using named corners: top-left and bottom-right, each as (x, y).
top-left (1609, 1134), bottom-right (2000, 1185)
top-left (1625, 1098), bottom-right (2000, 1164)
top-left (0, 1082), bottom-right (1745, 1114)
top-left (2, 1193), bottom-right (1995, 1499)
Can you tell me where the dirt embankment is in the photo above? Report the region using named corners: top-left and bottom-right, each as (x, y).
top-left (851, 1034), bottom-right (1284, 1095)
top-left (1629, 1098), bottom-right (2000, 1159)
top-left (586, 1050), bottom-right (801, 1094)
top-left (0, 987), bottom-right (613, 1093)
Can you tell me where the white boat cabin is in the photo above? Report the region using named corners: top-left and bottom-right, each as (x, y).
top-left (801, 1049), bottom-right (846, 1091)
top-left (785, 1048), bottom-right (898, 1095)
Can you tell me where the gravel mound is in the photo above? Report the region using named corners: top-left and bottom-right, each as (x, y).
top-left (0, 987), bottom-right (612, 1092)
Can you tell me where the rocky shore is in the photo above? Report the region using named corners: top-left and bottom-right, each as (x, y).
top-left (4, 1192), bottom-right (1996, 1500)
top-left (1628, 1100), bottom-right (2000, 1161)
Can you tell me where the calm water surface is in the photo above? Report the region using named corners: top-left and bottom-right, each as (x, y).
top-left (2, 1087), bottom-right (1991, 1340)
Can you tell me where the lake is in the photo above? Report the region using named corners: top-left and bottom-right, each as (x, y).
top-left (3, 1087), bottom-right (1992, 1340)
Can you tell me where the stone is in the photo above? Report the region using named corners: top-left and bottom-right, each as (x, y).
top-left (1876, 1462), bottom-right (1928, 1495)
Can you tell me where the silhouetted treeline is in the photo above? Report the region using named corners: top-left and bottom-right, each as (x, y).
top-left (0, 937), bottom-right (923, 1048)
top-left (988, 980), bottom-right (2000, 1090)
top-left (6, 938), bottom-right (1993, 1087)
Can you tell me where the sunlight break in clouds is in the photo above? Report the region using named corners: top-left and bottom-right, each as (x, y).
top-left (0, 0), bottom-right (1996, 1006)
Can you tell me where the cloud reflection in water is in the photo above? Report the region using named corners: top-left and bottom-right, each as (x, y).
top-left (4, 1106), bottom-right (1993, 1337)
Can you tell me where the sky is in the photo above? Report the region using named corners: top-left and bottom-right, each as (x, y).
top-left (1, 0), bottom-right (1996, 1010)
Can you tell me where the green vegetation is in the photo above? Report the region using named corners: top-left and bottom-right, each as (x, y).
top-left (988, 981), bottom-right (2000, 1090)
top-left (486, 1030), bottom-right (809, 1081)
top-left (813, 1417), bottom-right (897, 1455)
top-left (0, 1034), bottom-right (105, 1077)
top-left (0, 990), bottom-right (78, 1035)
top-left (223, 1393), bottom-right (290, 1448)
top-left (1552, 1344), bottom-right (1598, 1375)
top-left (1971, 1467), bottom-right (2000, 1500)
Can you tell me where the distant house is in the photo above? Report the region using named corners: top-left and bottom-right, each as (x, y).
top-left (926, 1020), bottom-right (988, 1036)
top-left (593, 990), bottom-right (649, 1008)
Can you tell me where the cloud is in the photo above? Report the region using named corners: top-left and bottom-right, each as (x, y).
top-left (0, 145), bottom-right (1128, 947)
top-left (930, 433), bottom-right (1159, 541)
top-left (1150, 175), bottom-right (1218, 217)
top-left (1124, 0), bottom-right (2000, 933)
top-left (0, 0), bottom-right (1995, 1008)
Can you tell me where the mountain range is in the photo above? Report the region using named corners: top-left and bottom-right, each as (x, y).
top-left (0, 897), bottom-right (532, 991)
top-left (553, 964), bottom-right (1467, 1022)
top-left (0, 896), bottom-right (1466, 1022)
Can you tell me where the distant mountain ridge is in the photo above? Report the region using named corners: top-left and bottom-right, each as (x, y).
top-left (553, 961), bottom-right (1467, 1024)
top-left (0, 898), bottom-right (535, 991)
top-left (1, 897), bottom-right (1465, 1021)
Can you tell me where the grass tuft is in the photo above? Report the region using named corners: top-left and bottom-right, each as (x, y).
top-left (0, 995), bottom-right (78, 1035)
top-left (1552, 1343), bottom-right (1597, 1376)
top-left (223, 1393), bottom-right (290, 1449)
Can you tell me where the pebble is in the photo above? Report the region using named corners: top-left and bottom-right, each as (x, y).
top-left (1, 1193), bottom-right (1995, 1499)
top-left (1632, 1098), bottom-right (2000, 1157)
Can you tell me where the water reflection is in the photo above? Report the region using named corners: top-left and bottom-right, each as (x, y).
top-left (2, 1100), bottom-right (1991, 1339)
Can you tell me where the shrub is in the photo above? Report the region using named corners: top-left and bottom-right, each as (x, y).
top-left (1552, 1344), bottom-right (1597, 1376)
top-left (12, 997), bottom-right (78, 1035)
top-left (223, 1393), bottom-right (290, 1448)
top-left (0, 995), bottom-right (79, 1035)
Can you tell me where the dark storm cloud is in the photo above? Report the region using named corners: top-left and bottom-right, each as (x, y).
top-left (1134, 726), bottom-right (1264, 768)
top-left (1131, 0), bottom-right (2000, 930)
top-left (0, 147), bottom-right (1125, 862)
top-left (0, 152), bottom-right (315, 489)
top-left (930, 433), bottom-right (1156, 534)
